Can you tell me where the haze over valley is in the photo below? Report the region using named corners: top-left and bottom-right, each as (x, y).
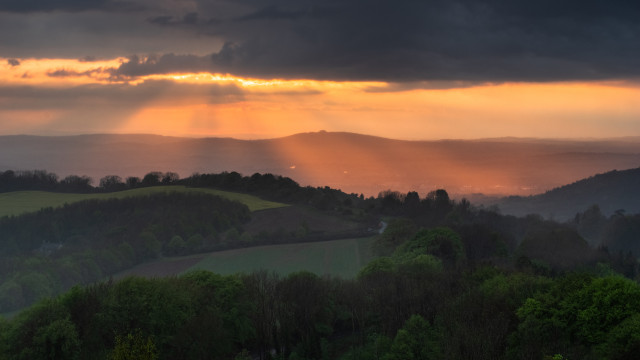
top-left (2, 132), bottom-right (639, 198)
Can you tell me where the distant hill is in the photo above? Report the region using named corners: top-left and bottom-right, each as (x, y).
top-left (487, 167), bottom-right (640, 221)
top-left (1, 132), bottom-right (639, 196)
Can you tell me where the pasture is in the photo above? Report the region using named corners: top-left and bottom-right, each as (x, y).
top-left (0, 186), bottom-right (286, 217)
top-left (185, 236), bottom-right (376, 278)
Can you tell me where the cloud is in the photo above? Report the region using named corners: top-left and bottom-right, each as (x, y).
top-left (3, 0), bottom-right (640, 84)
top-left (140, 0), bottom-right (640, 83)
top-left (148, 12), bottom-right (199, 26)
top-left (78, 56), bottom-right (97, 62)
top-left (0, 10), bottom-right (221, 59)
top-left (0, 0), bottom-right (144, 13)
top-left (7, 59), bottom-right (20, 66)
top-left (0, 80), bottom-right (244, 110)
top-left (110, 54), bottom-right (214, 80)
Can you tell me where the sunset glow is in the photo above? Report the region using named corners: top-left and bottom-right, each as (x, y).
top-left (1, 0), bottom-right (639, 197)
top-left (2, 57), bottom-right (640, 139)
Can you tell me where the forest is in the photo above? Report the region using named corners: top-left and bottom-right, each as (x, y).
top-left (1, 169), bottom-right (640, 359)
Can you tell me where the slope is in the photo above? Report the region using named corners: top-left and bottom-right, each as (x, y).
top-left (490, 167), bottom-right (640, 220)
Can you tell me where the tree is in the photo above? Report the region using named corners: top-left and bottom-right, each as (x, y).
top-left (141, 172), bottom-right (162, 187)
top-left (161, 172), bottom-right (179, 184)
top-left (165, 235), bottom-right (186, 256)
top-left (111, 330), bottom-right (158, 360)
top-left (394, 227), bottom-right (465, 268)
top-left (60, 175), bottom-right (93, 193)
top-left (384, 315), bottom-right (441, 360)
top-left (6, 299), bottom-right (80, 360)
top-left (100, 175), bottom-right (125, 192)
top-left (276, 272), bottom-right (330, 359)
top-left (125, 176), bottom-right (141, 188)
top-left (509, 275), bottom-right (640, 360)
top-left (32, 317), bottom-right (81, 360)
top-left (243, 271), bottom-right (279, 360)
top-left (372, 218), bottom-right (417, 256)
top-left (138, 231), bottom-right (161, 259)
top-left (426, 189), bottom-right (451, 211)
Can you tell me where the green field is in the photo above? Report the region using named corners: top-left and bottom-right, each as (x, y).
top-left (185, 237), bottom-right (376, 278)
top-left (0, 186), bottom-right (287, 217)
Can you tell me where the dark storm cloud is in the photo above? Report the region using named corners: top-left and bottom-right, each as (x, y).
top-left (0, 80), bottom-right (244, 110)
top-left (5, 0), bottom-right (639, 83)
top-left (148, 12), bottom-right (199, 27)
top-left (136, 0), bottom-right (640, 82)
top-left (0, 0), bottom-right (143, 13)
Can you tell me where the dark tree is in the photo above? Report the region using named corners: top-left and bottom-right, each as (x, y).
top-left (99, 175), bottom-right (125, 192)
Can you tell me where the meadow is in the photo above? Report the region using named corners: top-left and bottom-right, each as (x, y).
top-left (0, 185), bottom-right (286, 217)
top-left (185, 236), bottom-right (376, 278)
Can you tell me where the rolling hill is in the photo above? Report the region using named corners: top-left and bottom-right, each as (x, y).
top-left (486, 167), bottom-right (640, 221)
top-left (1, 132), bottom-right (639, 197)
top-left (0, 185), bottom-right (286, 218)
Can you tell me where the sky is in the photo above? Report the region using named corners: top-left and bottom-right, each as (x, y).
top-left (1, 0), bottom-right (640, 140)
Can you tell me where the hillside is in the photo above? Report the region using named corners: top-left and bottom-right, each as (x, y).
top-left (0, 182), bottom-right (371, 313)
top-left (0, 186), bottom-right (286, 218)
top-left (487, 167), bottom-right (640, 220)
top-left (114, 237), bottom-right (375, 279)
top-left (1, 132), bottom-right (639, 196)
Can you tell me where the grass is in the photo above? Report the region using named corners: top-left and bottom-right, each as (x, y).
top-left (185, 237), bottom-right (376, 279)
top-left (0, 186), bottom-right (287, 217)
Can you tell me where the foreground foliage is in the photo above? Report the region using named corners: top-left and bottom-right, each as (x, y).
top-left (2, 265), bottom-right (640, 360)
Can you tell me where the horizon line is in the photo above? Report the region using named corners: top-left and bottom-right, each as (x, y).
top-left (2, 130), bottom-right (640, 143)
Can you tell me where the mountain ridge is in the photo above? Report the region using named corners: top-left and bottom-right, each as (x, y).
top-left (1, 131), bottom-right (639, 197)
top-left (487, 167), bottom-right (640, 221)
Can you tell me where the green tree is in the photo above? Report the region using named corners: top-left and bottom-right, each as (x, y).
top-left (111, 330), bottom-right (158, 360)
top-left (393, 227), bottom-right (464, 268)
top-left (6, 299), bottom-right (80, 360)
top-left (372, 218), bottom-right (417, 256)
top-left (509, 275), bottom-right (640, 359)
top-left (165, 235), bottom-right (186, 256)
top-left (384, 315), bottom-right (441, 360)
top-left (32, 317), bottom-right (81, 360)
top-left (138, 231), bottom-right (161, 259)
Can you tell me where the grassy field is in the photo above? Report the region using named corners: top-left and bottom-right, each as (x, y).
top-left (185, 237), bottom-right (376, 278)
top-left (0, 186), bottom-right (287, 217)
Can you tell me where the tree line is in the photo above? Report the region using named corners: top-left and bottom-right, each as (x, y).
top-left (1, 226), bottom-right (639, 359)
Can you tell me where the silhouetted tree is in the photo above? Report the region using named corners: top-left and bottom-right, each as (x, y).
top-left (141, 172), bottom-right (162, 187)
top-left (60, 175), bottom-right (93, 193)
top-left (100, 175), bottom-right (125, 192)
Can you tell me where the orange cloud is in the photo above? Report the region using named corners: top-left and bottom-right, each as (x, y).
top-left (1, 57), bottom-right (125, 85)
top-left (2, 57), bottom-right (640, 140)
